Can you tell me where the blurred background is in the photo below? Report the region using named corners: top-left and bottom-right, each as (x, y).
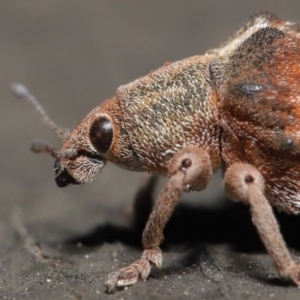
top-left (1, 1), bottom-right (300, 299)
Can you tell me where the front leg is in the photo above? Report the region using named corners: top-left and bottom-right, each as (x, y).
top-left (105, 146), bottom-right (212, 293)
top-left (224, 163), bottom-right (300, 285)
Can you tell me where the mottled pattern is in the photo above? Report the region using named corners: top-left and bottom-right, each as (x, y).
top-left (117, 56), bottom-right (220, 173)
top-left (214, 13), bottom-right (300, 213)
top-left (58, 13), bottom-right (300, 215)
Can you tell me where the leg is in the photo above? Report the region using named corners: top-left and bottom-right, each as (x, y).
top-left (105, 146), bottom-right (212, 293)
top-left (224, 163), bottom-right (300, 284)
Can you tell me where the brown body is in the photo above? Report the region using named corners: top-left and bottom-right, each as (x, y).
top-left (16, 12), bottom-right (300, 293)
top-left (216, 16), bottom-right (300, 214)
top-left (62, 13), bottom-right (300, 214)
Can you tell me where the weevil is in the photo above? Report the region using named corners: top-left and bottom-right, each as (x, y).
top-left (13, 12), bottom-right (300, 293)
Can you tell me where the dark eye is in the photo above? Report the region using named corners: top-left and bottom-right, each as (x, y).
top-left (89, 116), bottom-right (113, 153)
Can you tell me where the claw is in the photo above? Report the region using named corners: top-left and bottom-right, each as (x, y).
top-left (105, 259), bottom-right (151, 293)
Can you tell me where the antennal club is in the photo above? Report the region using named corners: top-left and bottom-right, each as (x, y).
top-left (11, 83), bottom-right (70, 141)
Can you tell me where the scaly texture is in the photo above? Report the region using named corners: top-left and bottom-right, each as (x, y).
top-left (117, 55), bottom-right (220, 173)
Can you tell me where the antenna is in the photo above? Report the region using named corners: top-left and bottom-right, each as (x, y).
top-left (11, 83), bottom-right (70, 140)
top-left (30, 140), bottom-right (78, 159)
top-left (30, 140), bottom-right (61, 158)
top-left (11, 83), bottom-right (77, 160)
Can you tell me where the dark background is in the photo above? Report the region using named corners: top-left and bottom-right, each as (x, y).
top-left (1, 1), bottom-right (300, 299)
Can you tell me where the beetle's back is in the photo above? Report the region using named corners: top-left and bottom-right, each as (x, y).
top-left (216, 14), bottom-right (300, 213)
top-left (117, 56), bottom-right (221, 174)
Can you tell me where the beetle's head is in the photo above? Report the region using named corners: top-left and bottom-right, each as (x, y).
top-left (12, 83), bottom-right (120, 188)
top-left (51, 110), bottom-right (113, 187)
top-left (30, 105), bottom-right (117, 188)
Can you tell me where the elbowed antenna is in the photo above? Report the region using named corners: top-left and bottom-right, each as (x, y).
top-left (11, 83), bottom-right (77, 160)
top-left (31, 140), bottom-right (78, 159)
top-left (30, 140), bottom-right (61, 158)
top-left (11, 83), bottom-right (70, 140)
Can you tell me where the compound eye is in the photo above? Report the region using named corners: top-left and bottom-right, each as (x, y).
top-left (89, 116), bottom-right (113, 153)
